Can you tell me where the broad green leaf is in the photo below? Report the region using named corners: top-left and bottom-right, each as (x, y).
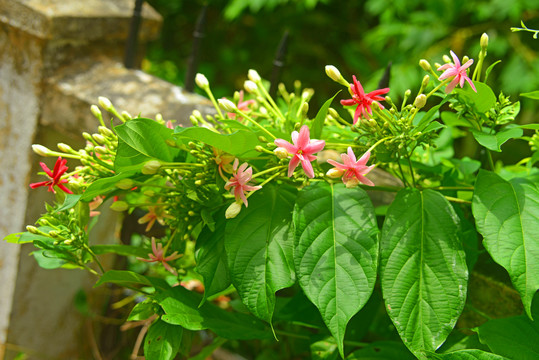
top-left (158, 286), bottom-right (271, 340)
top-left (90, 244), bottom-right (148, 258)
top-left (294, 182), bottom-right (379, 357)
top-left (3, 232), bottom-right (23, 244)
top-left (441, 112), bottom-right (473, 128)
top-left (195, 208), bottom-right (231, 304)
top-left (225, 185), bottom-right (297, 324)
top-left (472, 170), bottom-right (539, 318)
top-left (520, 123), bottom-right (539, 130)
top-left (380, 189), bottom-right (468, 356)
top-left (415, 99), bottom-right (448, 132)
top-left (144, 318), bottom-right (182, 360)
top-left (81, 171), bottom-right (137, 201)
top-left (32, 250), bottom-right (67, 269)
top-left (428, 349), bottom-right (509, 359)
top-left (312, 91), bottom-right (340, 139)
top-left (423, 121), bottom-right (446, 134)
top-left (455, 82), bottom-right (496, 113)
top-left (520, 90), bottom-right (539, 100)
top-left (114, 118), bottom-right (179, 172)
top-left (471, 127), bottom-right (523, 152)
top-left (346, 341), bottom-right (415, 359)
top-left (95, 270), bottom-right (152, 288)
top-left (173, 127), bottom-right (260, 156)
top-left (476, 314), bottom-right (539, 359)
top-left (128, 300), bottom-right (155, 321)
top-left (310, 337), bottom-right (338, 360)
top-left (56, 194), bottom-right (82, 211)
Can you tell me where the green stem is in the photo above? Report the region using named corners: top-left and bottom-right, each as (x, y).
top-left (486, 150), bottom-right (495, 171)
top-left (235, 109), bottom-right (277, 140)
top-left (465, 303), bottom-right (493, 321)
top-left (255, 80), bottom-right (286, 123)
top-left (367, 136), bottom-right (393, 153)
top-left (83, 244), bottom-right (105, 274)
top-left (444, 196), bottom-right (472, 204)
top-left (406, 155), bottom-right (417, 188)
top-left (426, 78), bottom-right (451, 99)
top-left (251, 165), bottom-right (286, 179)
top-left (204, 88), bottom-right (224, 119)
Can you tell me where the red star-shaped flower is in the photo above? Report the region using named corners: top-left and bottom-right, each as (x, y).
top-left (340, 75), bottom-right (389, 125)
top-left (29, 157), bottom-right (73, 194)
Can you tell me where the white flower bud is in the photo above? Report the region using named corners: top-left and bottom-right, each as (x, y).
top-left (442, 55), bottom-right (452, 64)
top-left (90, 104), bottom-right (102, 118)
top-left (326, 168), bottom-right (344, 179)
top-left (195, 73), bottom-right (209, 89)
top-left (225, 202), bottom-right (242, 219)
top-left (244, 80), bottom-right (258, 93)
top-left (92, 133), bottom-right (106, 145)
top-left (480, 33), bottom-right (489, 49)
top-left (274, 147), bottom-right (289, 159)
top-left (32, 144), bottom-right (51, 157)
top-left (248, 69), bottom-right (261, 82)
top-left (325, 65), bottom-right (342, 83)
top-left (26, 225), bottom-right (39, 234)
top-left (462, 56), bottom-right (470, 64)
top-left (98, 96), bottom-right (113, 110)
top-left (121, 111), bottom-right (132, 121)
top-left (93, 146), bottom-right (108, 154)
top-left (57, 143), bottom-right (74, 153)
top-left (110, 201), bottom-right (129, 212)
top-left (141, 160), bottom-right (162, 175)
top-left (414, 94), bottom-right (427, 109)
top-left (115, 178), bottom-right (134, 190)
top-left (218, 98), bottom-right (237, 113)
top-left (345, 178), bottom-right (360, 189)
top-left (419, 59), bottom-right (431, 72)
top-left (422, 75), bottom-right (430, 88)
top-left (98, 126), bottom-right (114, 137)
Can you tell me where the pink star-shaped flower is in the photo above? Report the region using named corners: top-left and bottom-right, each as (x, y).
top-left (340, 75), bottom-right (389, 125)
top-left (437, 51), bottom-right (477, 93)
top-left (225, 91), bottom-right (256, 120)
top-left (224, 159), bottom-right (262, 207)
top-left (29, 157), bottom-right (73, 194)
top-left (274, 125), bottom-right (326, 178)
top-left (137, 237), bottom-right (182, 275)
top-left (327, 147), bottom-right (375, 187)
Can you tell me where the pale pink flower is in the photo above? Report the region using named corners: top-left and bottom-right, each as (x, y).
top-left (137, 237), bottom-right (182, 275)
top-left (274, 125), bottom-right (325, 178)
top-left (327, 147), bottom-right (375, 187)
top-left (437, 51), bottom-right (477, 93)
top-left (340, 75), bottom-right (389, 125)
top-left (224, 159), bottom-right (262, 207)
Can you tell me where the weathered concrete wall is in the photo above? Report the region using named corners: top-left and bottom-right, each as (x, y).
top-left (0, 1), bottom-right (211, 358)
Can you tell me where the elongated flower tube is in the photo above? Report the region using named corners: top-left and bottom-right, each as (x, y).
top-left (274, 125), bottom-right (325, 178)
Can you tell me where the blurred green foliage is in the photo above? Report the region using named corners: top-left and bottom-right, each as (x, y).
top-left (144, 0), bottom-right (539, 112)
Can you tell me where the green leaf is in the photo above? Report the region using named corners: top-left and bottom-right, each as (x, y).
top-left (144, 318), bottom-right (182, 360)
top-left (90, 244), bottom-right (148, 258)
top-left (471, 127), bottom-right (523, 152)
top-left (428, 349), bottom-right (510, 359)
top-left (158, 286), bottom-right (271, 340)
top-left (455, 82), bottom-right (496, 113)
top-left (484, 60), bottom-right (501, 83)
top-left (114, 118), bottom-right (179, 172)
top-left (520, 90), bottom-right (539, 100)
top-left (520, 124), bottom-right (539, 130)
top-left (195, 210), bottom-right (231, 304)
top-left (294, 182), bottom-right (379, 357)
top-left (225, 184), bottom-right (297, 324)
top-left (380, 189), bottom-right (468, 357)
top-left (81, 171), bottom-right (137, 201)
top-left (312, 91), bottom-right (340, 139)
top-left (56, 194), bottom-right (82, 212)
top-left (310, 337), bottom-right (338, 360)
top-left (128, 300), bottom-right (155, 321)
top-left (3, 232), bottom-right (23, 244)
top-left (173, 127), bottom-right (260, 156)
top-left (441, 112), bottom-right (473, 128)
top-left (415, 99), bottom-right (448, 132)
top-left (32, 250), bottom-right (68, 269)
top-left (472, 170), bottom-right (539, 318)
top-left (346, 341), bottom-right (415, 359)
top-left (95, 270), bottom-right (152, 288)
top-left (476, 314), bottom-right (539, 359)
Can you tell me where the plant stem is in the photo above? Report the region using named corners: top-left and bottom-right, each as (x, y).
top-left (235, 109), bottom-right (277, 140)
top-left (444, 196), bottom-right (471, 204)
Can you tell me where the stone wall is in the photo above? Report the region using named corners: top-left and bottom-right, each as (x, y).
top-left (0, 1), bottom-right (211, 358)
